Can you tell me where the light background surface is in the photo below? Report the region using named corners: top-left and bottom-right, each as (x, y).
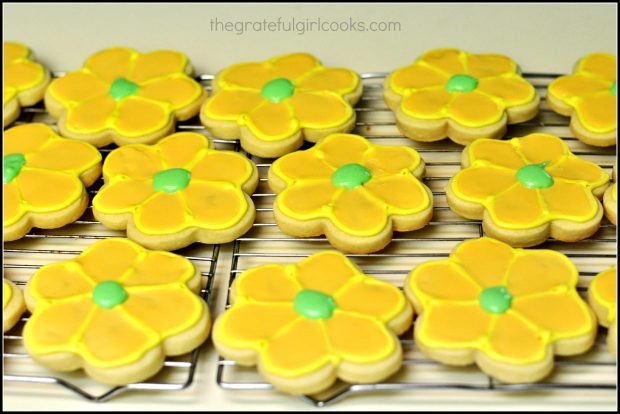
top-left (2, 2), bottom-right (618, 412)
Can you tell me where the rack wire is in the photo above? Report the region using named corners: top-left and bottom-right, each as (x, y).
top-left (1, 74), bottom-right (227, 402)
top-left (216, 73), bottom-right (618, 406)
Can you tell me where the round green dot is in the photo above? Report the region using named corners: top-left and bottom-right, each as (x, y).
top-left (109, 78), bottom-right (139, 100)
top-left (516, 161), bottom-right (554, 189)
top-left (260, 78), bottom-right (295, 103)
top-left (479, 286), bottom-right (513, 314)
top-left (331, 163), bottom-right (372, 189)
top-left (611, 81), bottom-right (616, 97)
top-left (93, 281), bottom-right (128, 309)
top-left (294, 290), bottom-right (337, 320)
top-left (446, 74), bottom-right (479, 92)
top-left (3, 153), bottom-right (26, 184)
top-left (153, 168), bottom-right (191, 193)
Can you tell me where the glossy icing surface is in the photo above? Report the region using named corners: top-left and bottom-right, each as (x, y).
top-left (93, 132), bottom-right (255, 235)
top-left (588, 266), bottom-right (616, 327)
top-left (271, 133), bottom-right (431, 237)
top-left (47, 47), bottom-right (204, 139)
top-left (215, 251), bottom-right (407, 376)
top-left (450, 133), bottom-right (609, 229)
top-left (389, 48), bottom-right (536, 127)
top-left (548, 53), bottom-right (616, 134)
top-left (24, 238), bottom-right (203, 368)
top-left (203, 53), bottom-right (360, 142)
top-left (407, 237), bottom-right (595, 364)
top-left (3, 124), bottom-right (102, 229)
top-left (4, 42), bottom-right (48, 107)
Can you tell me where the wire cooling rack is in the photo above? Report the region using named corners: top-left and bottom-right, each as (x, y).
top-left (215, 73), bottom-right (618, 407)
top-left (2, 74), bottom-right (228, 401)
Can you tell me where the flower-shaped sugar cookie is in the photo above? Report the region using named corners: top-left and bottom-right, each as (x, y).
top-left (603, 164), bottom-right (616, 224)
top-left (547, 53), bottom-right (616, 147)
top-left (588, 266), bottom-right (617, 358)
top-left (92, 132), bottom-right (258, 251)
top-left (23, 238), bottom-right (210, 385)
top-left (4, 279), bottom-right (26, 333)
top-left (384, 48), bottom-right (539, 145)
top-left (213, 251), bottom-right (413, 395)
top-left (4, 124), bottom-right (102, 241)
top-left (269, 133), bottom-right (433, 253)
top-left (405, 237), bottom-right (596, 383)
top-left (446, 133), bottom-right (610, 247)
top-left (4, 42), bottom-right (51, 126)
top-left (201, 53), bottom-right (362, 158)
top-left (45, 47), bottom-right (207, 147)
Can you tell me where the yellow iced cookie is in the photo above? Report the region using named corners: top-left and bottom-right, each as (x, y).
top-left (4, 42), bottom-right (51, 126)
top-left (547, 53), bottom-right (616, 147)
top-left (405, 237), bottom-right (597, 384)
top-left (213, 251), bottom-right (413, 395)
top-left (23, 238), bottom-right (211, 385)
top-left (200, 53), bottom-right (362, 158)
top-left (3, 124), bottom-right (102, 241)
top-left (4, 279), bottom-right (26, 333)
top-left (446, 133), bottom-right (610, 247)
top-left (384, 48), bottom-right (539, 145)
top-left (92, 132), bottom-right (258, 251)
top-left (587, 266), bottom-right (616, 358)
top-left (603, 164), bottom-right (616, 224)
top-left (269, 133), bottom-right (433, 253)
top-left (45, 46), bottom-right (207, 147)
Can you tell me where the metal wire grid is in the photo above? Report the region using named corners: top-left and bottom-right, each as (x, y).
top-left (216, 73), bottom-right (618, 407)
top-left (2, 74), bottom-right (227, 402)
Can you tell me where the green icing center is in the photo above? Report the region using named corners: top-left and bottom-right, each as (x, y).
top-left (516, 161), bottom-right (554, 189)
top-left (294, 290), bottom-right (337, 320)
top-left (260, 78), bottom-right (295, 103)
top-left (3, 153), bottom-right (26, 184)
top-left (93, 281), bottom-right (128, 309)
top-left (479, 286), bottom-right (513, 314)
top-left (331, 163), bottom-right (372, 189)
top-left (446, 74), bottom-right (478, 92)
top-left (109, 78), bottom-right (139, 100)
top-left (153, 168), bottom-right (191, 193)
top-left (612, 81), bottom-right (616, 97)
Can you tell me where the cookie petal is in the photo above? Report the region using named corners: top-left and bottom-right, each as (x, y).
top-left (124, 251), bottom-right (196, 287)
top-left (217, 303), bottom-right (299, 347)
top-left (114, 97), bottom-right (169, 138)
top-left (477, 76), bottom-right (535, 106)
top-left (420, 303), bottom-right (492, 345)
top-left (540, 180), bottom-right (599, 221)
top-left (48, 71), bottom-right (108, 105)
top-left (263, 318), bottom-right (331, 375)
top-left (506, 250), bottom-right (578, 297)
top-left (134, 192), bottom-right (189, 234)
top-left (401, 87), bottom-right (452, 120)
top-left (77, 239), bottom-right (142, 283)
top-left (452, 238), bottom-right (515, 288)
top-left (3, 182), bottom-right (25, 226)
top-left (137, 76), bottom-right (203, 110)
top-left (389, 64), bottom-right (448, 95)
top-left (335, 278), bottom-right (408, 320)
top-left (103, 145), bottom-right (163, 180)
top-left (546, 157), bottom-right (609, 186)
top-left (203, 89), bottom-right (263, 120)
top-left (183, 181), bottom-right (248, 229)
top-left (332, 188), bottom-right (388, 235)
top-left (5, 61), bottom-right (46, 91)
top-left (4, 42), bottom-right (29, 62)
top-left (277, 179), bottom-right (338, 217)
top-left (26, 137), bottom-right (101, 175)
top-left (487, 312), bottom-right (546, 361)
top-left (4, 124), bottom-right (54, 157)
top-left (466, 54), bottom-right (516, 78)
top-left (577, 53), bottom-right (616, 82)
top-left (326, 312), bottom-right (395, 362)
top-left (289, 91), bottom-right (352, 129)
top-left (154, 132), bottom-right (207, 169)
top-left (452, 166), bottom-right (518, 201)
top-left (272, 150), bottom-right (335, 182)
top-left (364, 174), bottom-right (430, 212)
top-left (448, 91), bottom-right (503, 127)
top-left (419, 49), bottom-right (465, 76)
top-left (246, 101), bottom-right (298, 141)
top-left (235, 265), bottom-right (300, 302)
top-left (191, 151), bottom-right (253, 186)
top-left (296, 68), bottom-right (359, 95)
top-left (517, 133), bottom-right (568, 165)
top-left (217, 62), bottom-right (274, 90)
top-left (29, 263), bottom-right (94, 301)
top-left (488, 183), bottom-right (545, 228)
top-left (94, 179), bottom-right (156, 214)
top-left (85, 47), bottom-right (134, 84)
top-left (548, 74), bottom-right (610, 100)
top-left (467, 139), bottom-right (525, 170)
top-left (129, 50), bottom-right (187, 83)
top-left (16, 168), bottom-right (83, 213)
top-left (316, 133), bottom-right (371, 168)
top-left (410, 261), bottom-right (481, 302)
top-left (574, 92), bottom-right (617, 133)
top-left (363, 145), bottom-right (421, 177)
top-left (296, 251), bottom-right (357, 296)
top-left (271, 53), bottom-right (320, 81)
top-left (66, 96), bottom-right (117, 134)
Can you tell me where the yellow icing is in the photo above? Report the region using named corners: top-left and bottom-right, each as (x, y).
top-left (389, 48), bottom-right (536, 127)
top-left (47, 46), bottom-right (204, 140)
top-left (271, 133), bottom-right (431, 237)
top-left (3, 124), bottom-right (102, 228)
top-left (588, 267), bottom-right (617, 328)
top-left (202, 53), bottom-right (359, 142)
top-left (407, 237), bottom-right (595, 365)
top-left (215, 251), bottom-right (406, 377)
top-left (548, 53), bottom-right (616, 134)
top-left (450, 133), bottom-right (609, 229)
top-left (3, 42), bottom-right (48, 108)
top-left (23, 238), bottom-right (204, 369)
top-left (3, 280), bottom-right (12, 309)
top-left (92, 132), bottom-right (254, 235)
